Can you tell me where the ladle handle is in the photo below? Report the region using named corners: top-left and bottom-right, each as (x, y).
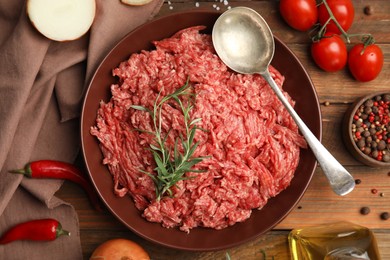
top-left (262, 70), bottom-right (355, 196)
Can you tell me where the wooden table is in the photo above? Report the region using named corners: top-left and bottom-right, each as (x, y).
top-left (57, 1), bottom-right (390, 259)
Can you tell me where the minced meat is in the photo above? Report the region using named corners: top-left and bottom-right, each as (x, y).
top-left (90, 26), bottom-right (306, 233)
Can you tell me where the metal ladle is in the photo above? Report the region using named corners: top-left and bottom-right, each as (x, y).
top-left (212, 7), bottom-right (355, 196)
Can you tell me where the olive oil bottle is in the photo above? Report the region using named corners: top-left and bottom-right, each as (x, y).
top-left (288, 222), bottom-right (381, 259)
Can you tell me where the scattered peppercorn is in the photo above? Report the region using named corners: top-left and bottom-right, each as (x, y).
top-left (380, 192), bottom-right (385, 197)
top-left (364, 6), bottom-right (373, 15)
top-left (355, 179), bottom-right (362, 185)
top-left (360, 207), bottom-right (370, 215)
top-left (371, 188), bottom-right (378, 194)
top-left (380, 212), bottom-right (389, 220)
top-left (351, 94), bottom-right (390, 163)
top-left (324, 101), bottom-right (330, 106)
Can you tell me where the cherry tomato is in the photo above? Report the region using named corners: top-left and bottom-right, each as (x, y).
top-left (311, 33), bottom-right (347, 72)
top-left (348, 43), bottom-right (384, 82)
top-left (280, 0), bottom-right (318, 31)
top-left (318, 0), bottom-right (355, 34)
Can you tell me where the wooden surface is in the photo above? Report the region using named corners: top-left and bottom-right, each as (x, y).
top-left (57, 1), bottom-right (390, 259)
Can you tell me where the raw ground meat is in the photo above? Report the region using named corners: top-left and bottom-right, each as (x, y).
top-left (90, 26), bottom-right (307, 233)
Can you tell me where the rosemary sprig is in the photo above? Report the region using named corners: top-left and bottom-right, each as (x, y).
top-left (131, 78), bottom-right (208, 201)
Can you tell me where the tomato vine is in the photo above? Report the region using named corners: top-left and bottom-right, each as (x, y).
top-left (314, 0), bottom-right (374, 47)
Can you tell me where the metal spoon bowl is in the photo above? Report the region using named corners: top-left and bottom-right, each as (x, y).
top-left (212, 7), bottom-right (355, 196)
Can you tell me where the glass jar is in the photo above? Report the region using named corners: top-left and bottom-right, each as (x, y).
top-left (288, 221), bottom-right (381, 259)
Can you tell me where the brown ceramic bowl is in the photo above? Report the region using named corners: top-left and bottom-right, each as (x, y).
top-left (342, 92), bottom-right (390, 167)
top-left (81, 10), bottom-right (322, 251)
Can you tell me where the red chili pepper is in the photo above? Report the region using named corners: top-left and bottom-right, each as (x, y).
top-left (0, 219), bottom-right (69, 245)
top-left (10, 160), bottom-right (102, 212)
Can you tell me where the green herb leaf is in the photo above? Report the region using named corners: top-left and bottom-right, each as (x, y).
top-left (132, 78), bottom-right (207, 201)
top-left (131, 105), bottom-right (151, 113)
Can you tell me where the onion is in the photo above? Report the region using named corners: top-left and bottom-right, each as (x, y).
top-left (90, 238), bottom-right (150, 260)
top-left (27, 0), bottom-right (96, 42)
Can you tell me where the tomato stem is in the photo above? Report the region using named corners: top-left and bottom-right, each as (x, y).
top-left (315, 0), bottom-right (375, 45)
top-left (321, 0), bottom-right (350, 41)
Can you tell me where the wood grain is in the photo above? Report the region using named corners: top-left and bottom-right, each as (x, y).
top-left (56, 1), bottom-right (390, 259)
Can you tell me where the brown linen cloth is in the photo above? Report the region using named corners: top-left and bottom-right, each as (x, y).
top-left (0, 0), bottom-right (163, 259)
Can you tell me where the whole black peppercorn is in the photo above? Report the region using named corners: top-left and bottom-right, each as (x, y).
top-left (372, 106), bottom-right (379, 114)
top-left (383, 154), bottom-right (390, 162)
top-left (378, 140), bottom-right (386, 150)
top-left (363, 130), bottom-right (371, 137)
top-left (360, 207), bottom-right (370, 215)
top-left (364, 107), bottom-right (372, 114)
top-left (357, 139), bottom-right (366, 148)
top-left (364, 147), bottom-right (372, 155)
top-left (365, 99), bottom-right (374, 107)
top-left (380, 212), bottom-right (389, 220)
top-left (364, 5), bottom-right (373, 15)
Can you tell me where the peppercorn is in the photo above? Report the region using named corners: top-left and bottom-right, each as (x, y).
top-left (380, 212), bottom-right (389, 220)
top-left (364, 147), bottom-right (372, 155)
top-left (364, 6), bottom-right (373, 15)
top-left (365, 99), bottom-right (374, 107)
top-left (360, 207), bottom-right (370, 215)
top-left (372, 106), bottom-right (379, 114)
top-left (350, 94), bottom-right (390, 163)
top-left (357, 139), bottom-right (365, 148)
top-left (378, 140), bottom-right (387, 150)
top-left (355, 179), bottom-right (362, 184)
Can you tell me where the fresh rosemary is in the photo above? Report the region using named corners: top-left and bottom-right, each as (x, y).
top-left (131, 79), bottom-right (207, 201)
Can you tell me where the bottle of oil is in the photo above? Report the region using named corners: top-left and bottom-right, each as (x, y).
top-left (288, 221), bottom-right (381, 259)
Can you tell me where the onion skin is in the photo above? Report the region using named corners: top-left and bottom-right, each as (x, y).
top-left (90, 239), bottom-right (150, 260)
